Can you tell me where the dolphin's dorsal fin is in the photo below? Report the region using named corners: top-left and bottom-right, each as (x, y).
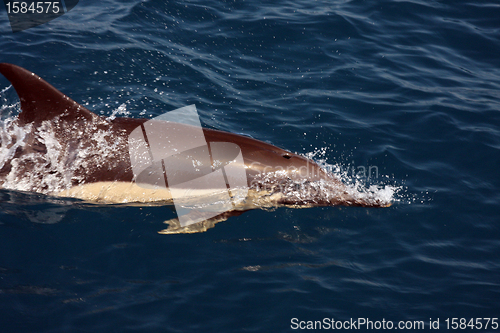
top-left (0, 63), bottom-right (97, 125)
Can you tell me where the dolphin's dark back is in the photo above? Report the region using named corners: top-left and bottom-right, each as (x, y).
top-left (0, 63), bottom-right (97, 126)
top-left (0, 63), bottom-right (145, 188)
top-left (0, 63), bottom-right (333, 190)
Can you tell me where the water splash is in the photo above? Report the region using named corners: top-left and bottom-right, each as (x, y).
top-left (302, 147), bottom-right (402, 206)
top-left (0, 113), bottom-right (129, 195)
top-left (106, 103), bottom-right (130, 121)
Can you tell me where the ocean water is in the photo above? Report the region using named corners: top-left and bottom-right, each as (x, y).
top-left (1, 0), bottom-right (499, 332)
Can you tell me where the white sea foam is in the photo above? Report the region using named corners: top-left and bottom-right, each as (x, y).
top-left (106, 103), bottom-right (130, 121)
top-left (0, 118), bottom-right (28, 171)
top-left (302, 147), bottom-right (402, 206)
top-left (0, 110), bottom-right (129, 195)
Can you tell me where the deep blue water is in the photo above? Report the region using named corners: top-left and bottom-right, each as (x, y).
top-left (1, 0), bottom-right (500, 332)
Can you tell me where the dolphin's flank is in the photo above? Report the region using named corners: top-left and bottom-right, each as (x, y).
top-left (0, 63), bottom-right (391, 234)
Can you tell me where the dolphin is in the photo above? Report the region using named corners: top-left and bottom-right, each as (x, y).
top-left (0, 63), bottom-right (392, 233)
